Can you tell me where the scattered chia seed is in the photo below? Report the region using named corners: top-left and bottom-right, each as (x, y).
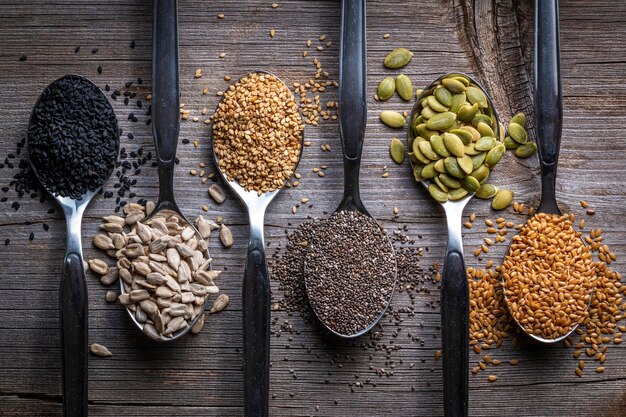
top-left (304, 211), bottom-right (396, 336)
top-left (74, 46), bottom-right (80, 53)
top-left (97, 66), bottom-right (103, 74)
top-left (4, 239), bottom-right (10, 245)
top-left (27, 75), bottom-right (119, 198)
top-left (19, 55), bottom-right (27, 61)
top-left (91, 48), bottom-right (98, 54)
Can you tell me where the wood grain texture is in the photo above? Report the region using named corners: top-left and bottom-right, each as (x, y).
top-left (1, 0), bottom-right (626, 416)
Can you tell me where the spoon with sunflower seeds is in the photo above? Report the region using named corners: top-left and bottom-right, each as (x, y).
top-left (407, 72), bottom-right (502, 417)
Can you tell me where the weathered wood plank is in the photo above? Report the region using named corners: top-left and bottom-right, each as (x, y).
top-left (1, 0), bottom-right (626, 416)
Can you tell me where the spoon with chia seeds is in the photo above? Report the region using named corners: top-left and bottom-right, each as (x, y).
top-left (28, 74), bottom-right (120, 417)
top-left (303, 0), bottom-right (397, 339)
top-left (407, 73), bottom-right (501, 417)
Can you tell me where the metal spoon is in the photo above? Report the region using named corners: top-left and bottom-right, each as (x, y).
top-left (121, 0), bottom-right (209, 341)
top-left (502, 0), bottom-right (588, 344)
top-left (303, 0), bottom-right (397, 339)
top-left (212, 72), bottom-right (304, 417)
top-left (408, 73), bottom-right (501, 417)
top-left (27, 75), bottom-right (120, 417)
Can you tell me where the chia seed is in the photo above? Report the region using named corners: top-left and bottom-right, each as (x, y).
top-left (304, 211), bottom-right (396, 336)
top-left (27, 75), bottom-right (119, 198)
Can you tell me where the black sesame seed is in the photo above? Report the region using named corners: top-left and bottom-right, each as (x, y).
top-left (4, 239), bottom-right (9, 245)
top-left (130, 40), bottom-right (136, 48)
top-left (19, 55), bottom-right (27, 61)
top-left (97, 66), bottom-right (102, 74)
top-left (29, 232), bottom-right (34, 241)
top-left (91, 48), bottom-right (98, 54)
top-left (43, 223), bottom-right (49, 231)
top-left (74, 46), bottom-right (81, 53)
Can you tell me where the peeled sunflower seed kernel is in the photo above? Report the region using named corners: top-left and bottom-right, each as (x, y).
top-left (377, 77), bottom-right (395, 101)
top-left (208, 184), bottom-right (226, 204)
top-left (383, 47), bottom-right (413, 69)
top-left (396, 74), bottom-right (413, 101)
top-left (219, 224), bottom-right (234, 248)
top-left (389, 138), bottom-right (405, 164)
top-left (492, 189), bottom-right (514, 210)
top-left (93, 234), bottom-right (114, 250)
top-left (88, 259), bottom-right (109, 275)
top-left (515, 141), bottom-right (538, 158)
top-left (210, 293), bottom-right (230, 313)
top-left (380, 111), bottom-right (406, 128)
top-left (89, 343), bottom-right (112, 357)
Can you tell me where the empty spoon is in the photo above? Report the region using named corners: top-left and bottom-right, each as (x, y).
top-left (501, 0), bottom-right (593, 344)
top-left (28, 74), bottom-right (120, 417)
top-left (212, 71), bottom-right (304, 417)
top-left (303, 0), bottom-right (397, 339)
top-left (408, 73), bottom-right (501, 417)
top-left (120, 0), bottom-right (211, 341)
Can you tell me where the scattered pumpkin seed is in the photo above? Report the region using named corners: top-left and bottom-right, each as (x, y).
top-left (508, 122), bottom-right (528, 144)
top-left (476, 183), bottom-right (498, 199)
top-left (384, 48), bottom-right (413, 69)
top-left (377, 77), bottom-right (395, 101)
top-left (396, 74), bottom-right (413, 101)
top-left (515, 142), bottom-right (538, 158)
top-left (380, 111), bottom-right (406, 128)
top-left (492, 189), bottom-right (514, 210)
top-left (389, 138), bottom-right (405, 164)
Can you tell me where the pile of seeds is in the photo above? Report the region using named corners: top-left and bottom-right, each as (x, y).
top-left (89, 202), bottom-right (228, 340)
top-left (28, 75), bottom-right (119, 198)
top-left (304, 211), bottom-right (396, 336)
top-left (212, 72), bottom-right (304, 193)
top-left (501, 212), bottom-right (596, 340)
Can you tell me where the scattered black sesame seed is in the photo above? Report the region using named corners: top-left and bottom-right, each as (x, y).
top-left (43, 223), bottom-right (49, 231)
top-left (130, 40), bottom-right (136, 49)
top-left (29, 232), bottom-right (34, 241)
top-left (97, 66), bottom-right (103, 74)
top-left (91, 48), bottom-right (98, 54)
top-left (74, 46), bottom-right (81, 53)
top-left (4, 239), bottom-right (9, 245)
top-left (19, 55), bottom-right (27, 61)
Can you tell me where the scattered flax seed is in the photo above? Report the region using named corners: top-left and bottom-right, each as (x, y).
top-left (217, 13), bottom-right (225, 19)
top-left (463, 222), bottom-right (473, 229)
top-left (194, 69), bottom-right (202, 78)
top-left (487, 375), bottom-right (497, 382)
top-left (580, 200), bottom-right (589, 208)
top-left (201, 204), bottom-right (208, 211)
top-left (469, 213), bottom-right (476, 222)
top-left (219, 52), bottom-right (226, 58)
top-left (382, 172), bottom-right (390, 178)
top-left (190, 169), bottom-right (197, 176)
top-left (596, 366), bottom-right (605, 373)
top-left (393, 207), bottom-right (399, 215)
top-left (292, 206), bottom-right (297, 214)
top-left (316, 46), bottom-right (324, 51)
top-left (272, 2), bottom-right (279, 8)
top-left (319, 34), bottom-right (327, 41)
top-left (508, 359), bottom-right (519, 366)
top-left (434, 350), bottom-right (442, 360)
top-left (383, 33), bottom-right (391, 39)
top-left (300, 197), bottom-right (309, 203)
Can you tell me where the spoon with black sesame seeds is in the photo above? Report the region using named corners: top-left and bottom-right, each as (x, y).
top-left (303, 0), bottom-right (397, 339)
top-left (407, 72), bottom-right (502, 417)
top-left (212, 70), bottom-right (304, 417)
top-left (121, 0), bottom-right (211, 342)
top-left (28, 74), bottom-right (120, 417)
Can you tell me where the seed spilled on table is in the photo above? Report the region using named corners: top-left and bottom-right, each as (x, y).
top-left (304, 211), bottom-right (396, 336)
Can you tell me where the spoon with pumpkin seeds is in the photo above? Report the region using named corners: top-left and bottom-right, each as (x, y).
top-left (407, 73), bottom-right (503, 417)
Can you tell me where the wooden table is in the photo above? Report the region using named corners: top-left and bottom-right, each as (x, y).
top-left (1, 1), bottom-right (625, 416)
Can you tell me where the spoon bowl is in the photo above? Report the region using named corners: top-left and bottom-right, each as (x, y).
top-left (28, 74), bottom-right (119, 417)
top-left (408, 72), bottom-right (501, 417)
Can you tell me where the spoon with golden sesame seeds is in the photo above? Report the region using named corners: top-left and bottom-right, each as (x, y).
top-left (211, 71), bottom-right (304, 417)
top-left (302, 0), bottom-right (398, 340)
top-left (501, 0), bottom-right (595, 345)
top-left (407, 72), bottom-right (502, 417)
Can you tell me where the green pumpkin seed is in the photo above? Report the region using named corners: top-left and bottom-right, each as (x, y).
top-left (476, 121), bottom-right (495, 138)
top-left (443, 132), bottom-right (465, 157)
top-left (485, 143), bottom-right (506, 166)
top-left (492, 189), bottom-right (514, 210)
top-left (384, 48), bottom-right (413, 69)
top-left (428, 183), bottom-right (448, 203)
top-left (470, 164), bottom-right (490, 182)
top-left (434, 87), bottom-right (453, 107)
top-left (457, 103), bottom-right (479, 123)
top-left (449, 93), bottom-right (467, 113)
top-left (503, 136), bottom-right (519, 150)
top-left (515, 142), bottom-right (538, 158)
top-left (466, 86), bottom-right (488, 108)
top-left (459, 125), bottom-right (480, 142)
top-left (471, 152), bottom-right (487, 170)
top-left (421, 162), bottom-right (438, 179)
top-left (464, 143), bottom-right (479, 156)
top-left (449, 188), bottom-right (469, 201)
top-left (380, 111), bottom-right (406, 128)
top-left (511, 112), bottom-right (526, 127)
top-left (425, 112), bottom-right (455, 131)
top-left (457, 154), bottom-right (474, 175)
top-left (430, 135), bottom-right (450, 157)
top-left (444, 157), bottom-right (467, 179)
top-left (416, 123), bottom-right (437, 139)
top-left (434, 158), bottom-right (446, 173)
top-left (472, 114), bottom-right (493, 127)
top-left (441, 77), bottom-right (466, 94)
top-left (377, 77), bottom-right (395, 101)
top-left (427, 95), bottom-right (448, 112)
top-left (460, 175), bottom-right (480, 192)
top-left (508, 122), bottom-right (528, 144)
top-left (439, 173), bottom-right (461, 189)
top-left (433, 176), bottom-right (449, 193)
top-left (476, 183), bottom-right (498, 199)
top-left (421, 106), bottom-right (437, 120)
top-left (449, 128), bottom-right (473, 145)
top-left (418, 140), bottom-right (440, 161)
top-left (412, 139), bottom-right (431, 164)
top-left (389, 138), bottom-right (405, 164)
top-left (475, 136), bottom-right (496, 151)
top-left (498, 122), bottom-right (506, 142)
top-left (452, 75), bottom-right (470, 87)
top-left (413, 164), bottom-right (425, 181)
top-left (396, 74), bottom-right (413, 101)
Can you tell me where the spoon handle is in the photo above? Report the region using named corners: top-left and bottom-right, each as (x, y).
top-left (534, 0), bottom-right (562, 214)
top-left (338, 0), bottom-right (366, 207)
top-left (152, 0), bottom-right (180, 206)
top-left (243, 220), bottom-right (270, 417)
top-left (442, 208), bottom-right (469, 417)
top-left (60, 221), bottom-right (88, 416)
